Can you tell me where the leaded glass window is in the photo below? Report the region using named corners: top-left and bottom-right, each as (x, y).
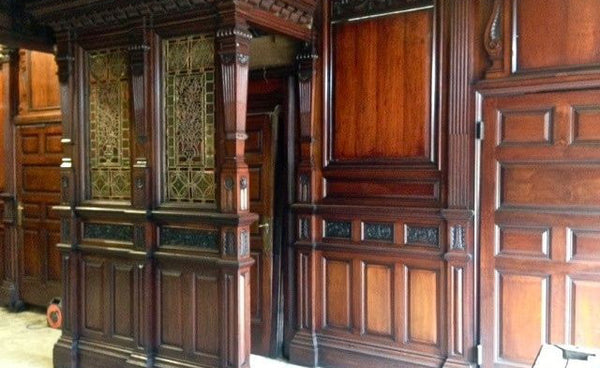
top-left (164, 34), bottom-right (216, 203)
top-left (88, 49), bottom-right (131, 200)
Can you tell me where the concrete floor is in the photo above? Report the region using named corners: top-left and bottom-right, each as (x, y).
top-left (0, 306), bottom-right (307, 368)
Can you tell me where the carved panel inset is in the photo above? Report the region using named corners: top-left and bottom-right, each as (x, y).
top-left (324, 220), bottom-right (352, 239)
top-left (363, 222), bottom-right (394, 242)
top-left (160, 227), bottom-right (217, 250)
top-left (88, 48), bottom-right (131, 200)
top-left (83, 223), bottom-right (133, 243)
top-left (405, 225), bottom-right (439, 247)
top-left (164, 35), bottom-right (216, 203)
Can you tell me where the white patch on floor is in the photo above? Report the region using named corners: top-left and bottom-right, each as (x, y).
top-left (0, 306), bottom-right (312, 368)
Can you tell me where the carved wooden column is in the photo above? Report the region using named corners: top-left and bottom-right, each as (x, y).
top-left (126, 19), bottom-right (157, 367)
top-left (53, 29), bottom-right (82, 368)
top-left (216, 4), bottom-right (256, 367)
top-left (442, 1), bottom-right (477, 367)
top-left (289, 43), bottom-right (319, 367)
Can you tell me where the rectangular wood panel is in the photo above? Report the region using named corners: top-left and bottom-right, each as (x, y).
top-left (515, 0), bottom-right (600, 71)
top-left (113, 265), bottom-right (134, 339)
top-left (572, 106), bottom-right (600, 144)
top-left (568, 229), bottom-right (600, 261)
top-left (324, 259), bottom-right (351, 330)
top-left (23, 230), bottom-right (42, 277)
top-left (500, 165), bottom-right (600, 208)
top-left (160, 270), bottom-right (184, 348)
top-left (568, 277), bottom-right (600, 346)
top-left (496, 225), bottom-right (550, 259)
top-left (28, 51), bottom-right (60, 110)
top-left (498, 109), bottom-right (553, 146)
top-left (497, 273), bottom-right (548, 365)
top-left (364, 263), bottom-right (393, 337)
top-left (195, 275), bottom-right (219, 355)
top-left (84, 260), bottom-right (105, 333)
top-left (407, 268), bottom-right (438, 345)
top-left (332, 9), bottom-right (433, 161)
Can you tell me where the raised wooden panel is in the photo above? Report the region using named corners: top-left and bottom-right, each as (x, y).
top-left (364, 263), bottom-right (393, 337)
top-left (568, 277), bottom-right (600, 346)
top-left (496, 225), bottom-right (550, 259)
top-left (45, 132), bottom-right (63, 153)
top-left (160, 270), bottom-right (184, 348)
top-left (497, 273), bottom-right (548, 365)
top-left (22, 166), bottom-right (61, 192)
top-left (248, 166), bottom-right (262, 202)
top-left (500, 165), bottom-right (600, 208)
top-left (23, 229), bottom-right (42, 277)
top-left (572, 106), bottom-right (600, 144)
top-left (21, 135), bottom-right (40, 153)
top-left (112, 265), bottom-right (134, 339)
top-left (407, 268), bottom-right (438, 345)
top-left (514, 0), bottom-right (600, 72)
top-left (29, 51), bottom-right (60, 110)
top-left (84, 260), bottom-right (105, 333)
top-left (250, 251), bottom-right (262, 321)
top-left (325, 179), bottom-right (438, 202)
top-left (47, 230), bottom-right (61, 281)
top-left (195, 275), bottom-right (219, 355)
top-left (332, 9), bottom-right (433, 161)
top-left (568, 229), bottom-right (600, 261)
top-left (498, 109), bottom-right (553, 146)
top-left (324, 259), bottom-right (351, 330)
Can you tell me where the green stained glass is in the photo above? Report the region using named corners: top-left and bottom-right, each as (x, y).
top-left (164, 35), bottom-right (216, 203)
top-left (88, 49), bottom-right (131, 200)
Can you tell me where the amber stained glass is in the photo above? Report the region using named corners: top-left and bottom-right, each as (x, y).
top-left (88, 49), bottom-right (131, 200)
top-left (164, 35), bottom-right (215, 203)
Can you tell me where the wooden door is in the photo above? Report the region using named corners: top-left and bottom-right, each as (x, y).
top-left (15, 50), bottom-right (63, 307)
top-left (246, 76), bottom-right (286, 357)
top-left (480, 90), bottom-right (600, 367)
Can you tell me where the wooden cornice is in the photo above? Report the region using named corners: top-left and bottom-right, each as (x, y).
top-left (24, 0), bottom-right (316, 39)
top-left (0, 0), bottom-right (54, 52)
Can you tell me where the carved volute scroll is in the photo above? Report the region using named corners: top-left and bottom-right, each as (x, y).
top-left (484, 0), bottom-right (505, 78)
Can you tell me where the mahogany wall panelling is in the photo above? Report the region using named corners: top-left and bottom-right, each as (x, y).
top-left (479, 90), bottom-right (600, 367)
top-left (484, 0), bottom-right (600, 78)
top-left (0, 54), bottom-right (8, 301)
top-left (323, 0), bottom-right (443, 209)
top-left (14, 50), bottom-right (63, 307)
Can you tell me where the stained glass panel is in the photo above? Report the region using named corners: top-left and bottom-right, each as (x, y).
top-left (88, 49), bottom-right (131, 200)
top-left (164, 35), bottom-right (215, 203)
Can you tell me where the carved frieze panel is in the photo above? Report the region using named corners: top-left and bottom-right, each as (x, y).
top-left (363, 222), bottom-right (394, 242)
top-left (160, 227), bottom-right (218, 250)
top-left (324, 220), bottom-right (352, 239)
top-left (88, 48), bottom-right (132, 200)
top-left (405, 225), bottom-right (439, 247)
top-left (83, 223), bottom-right (133, 243)
top-left (164, 34), bottom-right (216, 204)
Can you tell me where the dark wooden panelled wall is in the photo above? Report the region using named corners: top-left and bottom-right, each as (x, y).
top-left (0, 0), bottom-right (599, 368)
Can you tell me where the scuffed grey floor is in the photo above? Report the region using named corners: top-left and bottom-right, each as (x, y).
top-left (0, 306), bottom-right (307, 368)
top-left (0, 306), bottom-right (60, 368)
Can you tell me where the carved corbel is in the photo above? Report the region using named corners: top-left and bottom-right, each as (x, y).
top-left (484, 0), bottom-right (506, 78)
top-left (55, 30), bottom-right (76, 144)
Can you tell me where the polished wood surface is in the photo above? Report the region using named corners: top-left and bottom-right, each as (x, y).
top-left (332, 10), bottom-right (432, 161)
top-left (480, 90), bottom-right (600, 367)
top-left (515, 0), bottom-right (600, 72)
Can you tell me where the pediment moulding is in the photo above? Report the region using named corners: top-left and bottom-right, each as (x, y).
top-left (24, 0), bottom-right (316, 32)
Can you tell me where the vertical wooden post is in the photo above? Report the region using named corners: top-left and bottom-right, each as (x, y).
top-left (54, 29), bottom-right (81, 368)
top-left (442, 1), bottom-right (477, 367)
top-left (216, 3), bottom-right (256, 367)
top-left (289, 42), bottom-right (319, 367)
